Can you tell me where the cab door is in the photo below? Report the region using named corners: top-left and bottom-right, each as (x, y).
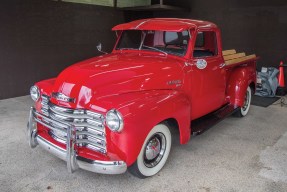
top-left (189, 29), bottom-right (226, 119)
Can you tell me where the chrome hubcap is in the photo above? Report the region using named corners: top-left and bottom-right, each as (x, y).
top-left (145, 137), bottom-right (161, 160)
top-left (242, 90), bottom-right (250, 111)
top-left (143, 133), bottom-right (166, 168)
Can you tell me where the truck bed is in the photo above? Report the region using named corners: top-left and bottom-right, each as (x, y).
top-left (223, 49), bottom-right (256, 65)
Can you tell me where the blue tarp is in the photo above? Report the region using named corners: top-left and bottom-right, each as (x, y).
top-left (255, 67), bottom-right (279, 97)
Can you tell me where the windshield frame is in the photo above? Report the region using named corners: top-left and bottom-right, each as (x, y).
top-left (113, 29), bottom-right (192, 58)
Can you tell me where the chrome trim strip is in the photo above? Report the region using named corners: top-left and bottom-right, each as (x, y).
top-left (86, 119), bottom-right (103, 127)
top-left (49, 113), bottom-right (103, 129)
top-left (49, 102), bottom-right (104, 121)
top-left (27, 108), bottom-right (38, 148)
top-left (34, 113), bottom-right (68, 134)
top-left (49, 110), bottom-right (104, 131)
top-left (66, 125), bottom-right (79, 173)
top-left (76, 156), bottom-right (127, 174)
top-left (49, 130), bottom-right (66, 144)
top-left (42, 94), bottom-right (50, 100)
top-left (86, 110), bottom-right (103, 119)
top-left (74, 122), bottom-right (104, 131)
top-left (37, 135), bottom-right (67, 161)
top-left (49, 111), bottom-right (75, 122)
top-left (48, 131), bottom-right (106, 149)
top-left (34, 110), bottom-right (70, 127)
top-left (86, 127), bottom-right (105, 137)
top-left (76, 131), bottom-right (105, 142)
top-left (86, 144), bottom-right (106, 154)
top-left (76, 139), bottom-right (105, 148)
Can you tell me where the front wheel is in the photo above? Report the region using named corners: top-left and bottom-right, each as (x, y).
top-left (128, 123), bottom-right (172, 178)
top-left (234, 86), bottom-right (252, 117)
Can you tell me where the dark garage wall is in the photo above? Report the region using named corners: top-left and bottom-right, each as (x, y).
top-left (0, 0), bottom-right (124, 99)
top-left (154, 0), bottom-right (287, 70)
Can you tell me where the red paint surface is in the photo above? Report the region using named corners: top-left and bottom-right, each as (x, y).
top-left (34, 18), bottom-right (257, 166)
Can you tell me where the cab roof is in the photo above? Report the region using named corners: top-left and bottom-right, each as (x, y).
top-left (112, 18), bottom-right (217, 32)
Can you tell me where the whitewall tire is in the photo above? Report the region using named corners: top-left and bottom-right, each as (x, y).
top-left (128, 123), bottom-right (172, 178)
top-left (234, 86), bottom-right (252, 117)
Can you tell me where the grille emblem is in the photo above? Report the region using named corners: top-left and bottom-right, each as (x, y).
top-left (52, 92), bottom-right (76, 103)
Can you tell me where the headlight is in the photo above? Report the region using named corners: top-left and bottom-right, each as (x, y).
top-left (105, 109), bottom-right (123, 132)
top-left (30, 85), bottom-right (40, 101)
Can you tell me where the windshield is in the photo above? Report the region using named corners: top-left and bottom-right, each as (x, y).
top-left (116, 30), bottom-right (190, 57)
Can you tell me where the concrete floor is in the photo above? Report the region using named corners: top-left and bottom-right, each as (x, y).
top-left (0, 96), bottom-right (287, 192)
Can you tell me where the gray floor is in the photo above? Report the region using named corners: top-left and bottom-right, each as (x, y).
top-left (1, 96), bottom-right (287, 192)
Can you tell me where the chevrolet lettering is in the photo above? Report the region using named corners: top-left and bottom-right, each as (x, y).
top-left (52, 92), bottom-right (76, 103)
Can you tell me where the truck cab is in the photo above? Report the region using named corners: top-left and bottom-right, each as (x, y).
top-left (27, 18), bottom-right (257, 178)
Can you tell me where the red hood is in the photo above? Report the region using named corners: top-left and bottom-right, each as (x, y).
top-left (52, 52), bottom-right (184, 108)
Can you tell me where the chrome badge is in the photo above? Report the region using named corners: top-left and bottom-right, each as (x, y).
top-left (52, 92), bottom-right (76, 103)
top-left (167, 80), bottom-right (182, 87)
top-left (196, 59), bottom-right (207, 69)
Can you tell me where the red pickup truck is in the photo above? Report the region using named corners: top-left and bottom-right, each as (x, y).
top-left (27, 18), bottom-right (257, 178)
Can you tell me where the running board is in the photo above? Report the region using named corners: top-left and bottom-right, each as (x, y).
top-left (191, 104), bottom-right (239, 136)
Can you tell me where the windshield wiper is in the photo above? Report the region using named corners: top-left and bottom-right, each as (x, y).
top-left (141, 45), bottom-right (168, 56)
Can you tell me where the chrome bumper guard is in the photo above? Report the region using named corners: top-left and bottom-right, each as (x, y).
top-left (27, 107), bottom-right (127, 174)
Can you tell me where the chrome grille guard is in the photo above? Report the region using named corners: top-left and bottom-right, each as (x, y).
top-left (41, 94), bottom-right (107, 154)
top-left (27, 107), bottom-right (127, 174)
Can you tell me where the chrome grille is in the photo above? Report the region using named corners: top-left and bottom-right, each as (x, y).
top-left (41, 95), bottom-right (106, 154)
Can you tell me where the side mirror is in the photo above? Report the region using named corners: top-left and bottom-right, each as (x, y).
top-left (97, 43), bottom-right (108, 54)
top-left (97, 43), bottom-right (102, 52)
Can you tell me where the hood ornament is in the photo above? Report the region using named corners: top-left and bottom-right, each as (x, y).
top-left (52, 92), bottom-right (76, 103)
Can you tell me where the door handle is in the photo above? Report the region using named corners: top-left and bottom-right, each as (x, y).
top-left (219, 63), bottom-right (226, 68)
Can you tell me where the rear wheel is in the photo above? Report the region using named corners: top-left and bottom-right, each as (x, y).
top-left (128, 123), bottom-right (172, 178)
top-left (234, 86), bottom-right (252, 117)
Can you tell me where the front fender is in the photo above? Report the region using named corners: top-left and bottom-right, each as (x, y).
top-left (96, 90), bottom-right (190, 166)
top-left (226, 66), bottom-right (256, 107)
top-left (35, 78), bottom-right (56, 111)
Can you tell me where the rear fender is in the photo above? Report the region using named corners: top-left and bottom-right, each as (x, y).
top-left (226, 66), bottom-right (256, 107)
top-left (100, 90), bottom-right (191, 166)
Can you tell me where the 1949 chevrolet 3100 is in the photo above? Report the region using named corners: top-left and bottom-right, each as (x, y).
top-left (27, 18), bottom-right (257, 178)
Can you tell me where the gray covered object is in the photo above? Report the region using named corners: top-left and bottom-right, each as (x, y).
top-left (255, 67), bottom-right (279, 97)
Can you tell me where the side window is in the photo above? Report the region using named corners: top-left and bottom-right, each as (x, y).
top-left (193, 31), bottom-right (218, 58)
top-left (195, 32), bottom-right (204, 47)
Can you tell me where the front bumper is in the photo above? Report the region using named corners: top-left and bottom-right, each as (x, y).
top-left (27, 107), bottom-right (127, 174)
